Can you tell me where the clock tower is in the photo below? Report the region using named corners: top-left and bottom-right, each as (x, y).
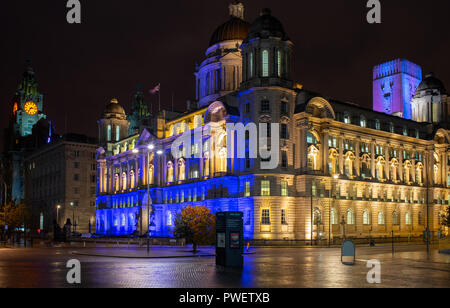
top-left (12, 60), bottom-right (46, 139)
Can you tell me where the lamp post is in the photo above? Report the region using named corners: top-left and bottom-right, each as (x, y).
top-left (341, 215), bottom-right (347, 240)
top-left (329, 174), bottom-right (339, 247)
top-left (56, 205), bottom-right (61, 225)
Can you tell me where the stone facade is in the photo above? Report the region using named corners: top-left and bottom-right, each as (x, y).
top-left (25, 134), bottom-right (98, 233)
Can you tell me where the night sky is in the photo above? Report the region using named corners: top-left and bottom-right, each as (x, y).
top-left (1, 0), bottom-right (449, 151)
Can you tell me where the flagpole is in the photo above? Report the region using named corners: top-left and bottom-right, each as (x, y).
top-left (158, 90), bottom-right (161, 113)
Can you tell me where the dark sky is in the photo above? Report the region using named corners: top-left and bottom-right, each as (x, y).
top-left (1, 0), bottom-right (449, 150)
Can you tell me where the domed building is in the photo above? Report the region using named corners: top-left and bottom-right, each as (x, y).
top-left (96, 4), bottom-right (449, 242)
top-left (195, 1), bottom-right (249, 107)
top-left (411, 73), bottom-right (449, 123)
top-left (98, 98), bottom-right (130, 150)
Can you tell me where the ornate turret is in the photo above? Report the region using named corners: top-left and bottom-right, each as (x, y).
top-left (128, 84), bottom-right (150, 135)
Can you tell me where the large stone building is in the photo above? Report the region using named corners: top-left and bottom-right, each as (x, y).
top-left (96, 3), bottom-right (449, 241)
top-left (25, 134), bottom-right (98, 233)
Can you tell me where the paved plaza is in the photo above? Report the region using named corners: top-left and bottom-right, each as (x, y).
top-left (0, 244), bottom-right (448, 288)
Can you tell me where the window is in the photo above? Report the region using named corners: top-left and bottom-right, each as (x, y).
top-left (281, 101), bottom-right (289, 115)
top-left (74, 151), bottom-right (80, 157)
top-left (389, 122), bottom-right (395, 133)
top-left (403, 127), bottom-right (408, 136)
top-left (74, 162), bottom-right (80, 169)
top-left (261, 100), bottom-right (270, 113)
top-left (281, 181), bottom-right (288, 196)
top-left (116, 125), bottom-right (120, 142)
top-left (261, 209), bottom-right (270, 225)
top-left (166, 211), bottom-right (173, 226)
top-left (277, 50), bottom-right (282, 77)
top-left (405, 212), bottom-right (412, 226)
top-left (344, 112), bottom-right (350, 124)
top-left (363, 209), bottom-right (371, 225)
top-left (378, 211), bottom-right (385, 225)
top-left (307, 132), bottom-right (318, 145)
top-left (360, 115), bottom-right (367, 128)
top-left (281, 124), bottom-right (289, 139)
top-left (415, 129), bottom-right (420, 139)
top-left (261, 180), bottom-right (270, 196)
top-left (107, 125), bottom-right (112, 141)
top-left (73, 174), bottom-right (80, 181)
top-left (281, 209), bottom-right (287, 225)
top-left (244, 103), bottom-right (250, 114)
top-left (245, 182), bottom-right (251, 197)
top-left (375, 119), bottom-right (381, 130)
top-left (346, 209), bottom-right (355, 225)
top-left (392, 211), bottom-right (399, 226)
top-left (331, 208), bottom-right (338, 225)
top-left (249, 52), bottom-right (254, 78)
top-left (281, 152), bottom-right (288, 168)
top-left (262, 50), bottom-right (269, 77)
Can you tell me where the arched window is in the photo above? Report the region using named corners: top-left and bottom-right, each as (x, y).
top-left (167, 162), bottom-right (174, 183)
top-left (392, 211), bottom-right (399, 226)
top-left (205, 72), bottom-right (210, 96)
top-left (130, 170), bottom-right (135, 189)
top-left (405, 211), bottom-right (412, 226)
top-left (107, 125), bottom-right (112, 141)
top-left (363, 209), bottom-right (371, 225)
top-left (121, 172), bottom-right (127, 191)
top-left (308, 146), bottom-right (320, 171)
top-left (329, 149), bottom-right (339, 175)
top-left (115, 174), bottom-right (120, 192)
top-left (346, 209), bottom-right (355, 225)
top-left (390, 159), bottom-right (399, 182)
top-left (148, 164), bottom-right (154, 185)
top-left (262, 50), bottom-right (269, 77)
top-left (376, 157), bottom-right (385, 180)
top-left (361, 154), bottom-right (371, 178)
top-left (378, 211), bottom-right (385, 225)
top-left (404, 161), bottom-right (412, 184)
top-left (331, 208), bottom-right (338, 225)
top-left (178, 159), bottom-right (186, 182)
top-left (344, 152), bottom-right (355, 177)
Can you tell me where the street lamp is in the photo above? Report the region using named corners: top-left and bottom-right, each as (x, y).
top-left (341, 215), bottom-right (347, 240)
top-left (56, 205), bottom-right (61, 225)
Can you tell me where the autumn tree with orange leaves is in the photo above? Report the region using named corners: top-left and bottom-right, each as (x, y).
top-left (173, 205), bottom-right (216, 252)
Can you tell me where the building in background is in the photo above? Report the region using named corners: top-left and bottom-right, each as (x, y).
top-left (373, 59), bottom-right (422, 119)
top-left (2, 61), bottom-right (48, 203)
top-left (96, 2), bottom-right (450, 241)
top-left (25, 134), bottom-right (98, 233)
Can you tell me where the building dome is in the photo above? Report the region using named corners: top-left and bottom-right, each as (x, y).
top-left (103, 98), bottom-right (126, 117)
top-left (417, 73), bottom-right (446, 93)
top-left (244, 8), bottom-right (289, 43)
top-left (209, 2), bottom-right (249, 46)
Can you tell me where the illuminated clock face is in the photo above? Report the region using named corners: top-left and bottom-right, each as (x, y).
top-left (24, 101), bottom-right (38, 115)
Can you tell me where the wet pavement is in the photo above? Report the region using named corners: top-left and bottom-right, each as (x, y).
top-left (0, 244), bottom-right (448, 288)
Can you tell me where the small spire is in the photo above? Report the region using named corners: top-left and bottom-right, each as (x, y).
top-left (229, 1), bottom-right (244, 20)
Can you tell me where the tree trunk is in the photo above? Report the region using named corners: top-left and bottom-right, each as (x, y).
top-left (193, 242), bottom-right (198, 254)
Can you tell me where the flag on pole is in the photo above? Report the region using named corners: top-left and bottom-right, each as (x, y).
top-left (149, 83), bottom-right (160, 95)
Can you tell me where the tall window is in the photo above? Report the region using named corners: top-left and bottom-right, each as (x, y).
top-left (116, 125), bottom-right (120, 142)
top-left (107, 125), bottom-right (112, 141)
top-left (281, 151), bottom-right (288, 168)
top-left (331, 208), bottom-right (338, 225)
top-left (261, 209), bottom-right (270, 225)
top-left (392, 211), bottom-right (399, 226)
top-left (375, 119), bottom-right (381, 130)
top-left (360, 115), bottom-right (367, 128)
top-left (363, 209), bottom-right (371, 225)
top-left (277, 50), bottom-right (282, 77)
top-left (281, 124), bottom-right (289, 139)
top-left (249, 52), bottom-right (254, 78)
top-left (346, 209), bottom-right (355, 225)
top-left (166, 211), bottom-right (173, 226)
top-left (344, 112), bottom-right (351, 124)
top-left (262, 50), bottom-right (269, 77)
top-left (245, 181), bottom-right (251, 197)
top-left (378, 211), bottom-right (385, 225)
top-left (405, 211), bottom-right (412, 226)
top-left (261, 180), bottom-right (270, 196)
top-left (281, 181), bottom-right (288, 196)
top-left (261, 100), bottom-right (270, 113)
top-left (389, 122), bottom-right (395, 133)
top-left (281, 209), bottom-right (287, 225)
top-left (205, 72), bottom-right (210, 96)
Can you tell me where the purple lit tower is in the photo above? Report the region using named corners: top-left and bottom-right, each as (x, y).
top-left (373, 59), bottom-right (422, 120)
